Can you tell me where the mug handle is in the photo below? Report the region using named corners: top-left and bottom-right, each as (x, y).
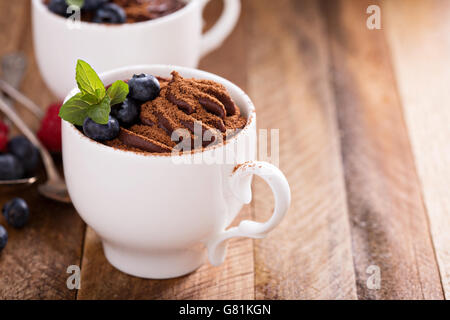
top-left (207, 161), bottom-right (291, 266)
top-left (200, 0), bottom-right (241, 57)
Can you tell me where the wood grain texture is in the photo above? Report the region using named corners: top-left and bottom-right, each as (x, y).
top-left (1, 0), bottom-right (449, 300)
top-left (247, 0), bottom-right (357, 299)
top-left (0, 185), bottom-right (85, 299)
top-left (383, 0), bottom-right (450, 299)
top-left (0, 0), bottom-right (85, 300)
top-left (0, 0), bottom-right (57, 132)
top-left (77, 209), bottom-right (253, 300)
top-left (76, 0), bottom-right (254, 300)
top-left (323, 0), bottom-right (443, 299)
top-left (0, 1), bottom-right (29, 55)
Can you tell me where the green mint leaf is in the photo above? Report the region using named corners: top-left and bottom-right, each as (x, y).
top-left (76, 60), bottom-right (105, 103)
top-left (62, 61), bottom-right (123, 126)
top-left (107, 80), bottom-right (129, 106)
top-left (58, 93), bottom-right (91, 126)
top-left (66, 0), bottom-right (84, 8)
top-left (87, 95), bottom-right (111, 125)
top-left (81, 92), bottom-right (101, 105)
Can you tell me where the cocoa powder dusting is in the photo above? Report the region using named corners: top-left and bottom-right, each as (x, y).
top-left (112, 0), bottom-right (186, 23)
top-left (104, 138), bottom-right (143, 152)
top-left (106, 71), bottom-right (247, 154)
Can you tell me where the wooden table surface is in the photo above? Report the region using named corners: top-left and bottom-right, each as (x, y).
top-left (0, 0), bottom-right (449, 300)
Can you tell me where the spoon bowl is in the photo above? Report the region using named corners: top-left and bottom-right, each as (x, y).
top-left (0, 98), bottom-right (70, 203)
top-left (38, 181), bottom-right (71, 203)
top-left (0, 176), bottom-right (38, 186)
top-left (0, 176), bottom-right (38, 196)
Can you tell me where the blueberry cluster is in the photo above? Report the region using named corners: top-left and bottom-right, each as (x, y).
top-left (48, 0), bottom-right (127, 24)
top-left (0, 198), bottom-right (31, 252)
top-left (0, 136), bottom-right (40, 181)
top-left (83, 74), bottom-right (160, 141)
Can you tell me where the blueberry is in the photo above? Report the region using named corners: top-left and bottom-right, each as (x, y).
top-left (92, 3), bottom-right (127, 24)
top-left (2, 198), bottom-right (30, 229)
top-left (0, 154), bottom-right (24, 180)
top-left (0, 225), bottom-right (7, 252)
top-left (47, 0), bottom-right (69, 17)
top-left (83, 116), bottom-right (120, 141)
top-left (128, 74), bottom-right (161, 102)
top-left (111, 98), bottom-right (141, 127)
top-left (8, 136), bottom-right (40, 176)
top-left (82, 0), bottom-right (108, 11)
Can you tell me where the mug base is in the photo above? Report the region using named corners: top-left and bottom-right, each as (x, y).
top-left (102, 242), bottom-right (206, 279)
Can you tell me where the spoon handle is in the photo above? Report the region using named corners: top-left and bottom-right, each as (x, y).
top-left (1, 53), bottom-right (26, 96)
top-left (0, 53), bottom-right (27, 126)
top-left (0, 97), bottom-right (61, 183)
top-left (0, 79), bottom-right (44, 120)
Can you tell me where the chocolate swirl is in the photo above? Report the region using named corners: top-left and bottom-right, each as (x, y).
top-left (105, 71), bottom-right (247, 154)
top-left (112, 0), bottom-right (186, 23)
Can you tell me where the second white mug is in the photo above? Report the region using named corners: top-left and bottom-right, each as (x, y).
top-left (32, 0), bottom-right (241, 99)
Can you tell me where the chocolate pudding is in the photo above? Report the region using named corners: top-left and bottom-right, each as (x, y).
top-left (113, 0), bottom-right (186, 23)
top-left (45, 0), bottom-right (186, 24)
top-left (104, 72), bottom-right (247, 154)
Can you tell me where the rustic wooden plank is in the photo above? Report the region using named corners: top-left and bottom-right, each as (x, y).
top-left (323, 0), bottom-right (443, 299)
top-left (16, 5), bottom-right (58, 133)
top-left (0, 0), bottom-right (29, 55)
top-left (383, 0), bottom-right (450, 299)
top-left (0, 0), bottom-right (32, 133)
top-left (0, 1), bottom-right (85, 299)
top-left (20, 17), bottom-right (59, 109)
top-left (247, 0), bottom-right (357, 299)
top-left (77, 0), bottom-right (254, 299)
top-left (78, 208), bottom-right (253, 300)
top-left (0, 185), bottom-right (85, 299)
top-left (200, 0), bottom-right (247, 90)
top-left (4, 0), bottom-right (447, 300)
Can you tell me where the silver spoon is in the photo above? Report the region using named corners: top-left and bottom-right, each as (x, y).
top-left (0, 98), bottom-right (71, 203)
top-left (0, 53), bottom-right (26, 111)
top-left (0, 79), bottom-right (44, 120)
top-left (0, 53), bottom-right (38, 188)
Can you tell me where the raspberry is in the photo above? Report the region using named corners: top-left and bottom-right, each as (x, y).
top-left (0, 120), bottom-right (9, 152)
top-left (37, 102), bottom-right (62, 153)
top-left (0, 120), bottom-right (8, 134)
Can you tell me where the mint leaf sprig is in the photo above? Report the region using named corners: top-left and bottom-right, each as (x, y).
top-left (66, 0), bottom-right (85, 8)
top-left (59, 60), bottom-right (129, 125)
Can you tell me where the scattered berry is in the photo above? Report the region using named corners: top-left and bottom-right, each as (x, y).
top-left (0, 120), bottom-right (8, 134)
top-left (0, 132), bottom-right (7, 152)
top-left (2, 198), bottom-right (30, 229)
top-left (38, 102), bottom-right (62, 153)
top-left (8, 136), bottom-right (40, 176)
top-left (111, 98), bottom-right (141, 127)
top-left (0, 225), bottom-right (7, 252)
top-left (47, 0), bottom-right (68, 17)
top-left (128, 74), bottom-right (160, 102)
top-left (92, 3), bottom-right (127, 24)
top-left (83, 116), bottom-right (120, 141)
top-left (0, 120), bottom-right (8, 152)
top-left (0, 154), bottom-right (24, 180)
top-left (83, 0), bottom-right (108, 11)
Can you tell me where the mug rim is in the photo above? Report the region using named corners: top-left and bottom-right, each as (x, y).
top-left (33, 0), bottom-right (201, 29)
top-left (63, 64), bottom-right (256, 159)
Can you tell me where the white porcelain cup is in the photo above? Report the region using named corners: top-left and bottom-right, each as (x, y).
top-left (62, 65), bottom-right (291, 279)
top-left (32, 0), bottom-right (241, 99)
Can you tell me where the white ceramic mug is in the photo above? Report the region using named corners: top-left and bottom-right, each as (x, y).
top-left (62, 65), bottom-right (291, 279)
top-left (32, 0), bottom-right (241, 99)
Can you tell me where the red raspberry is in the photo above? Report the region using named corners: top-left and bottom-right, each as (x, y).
top-left (37, 102), bottom-right (62, 153)
top-left (0, 120), bottom-right (9, 152)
